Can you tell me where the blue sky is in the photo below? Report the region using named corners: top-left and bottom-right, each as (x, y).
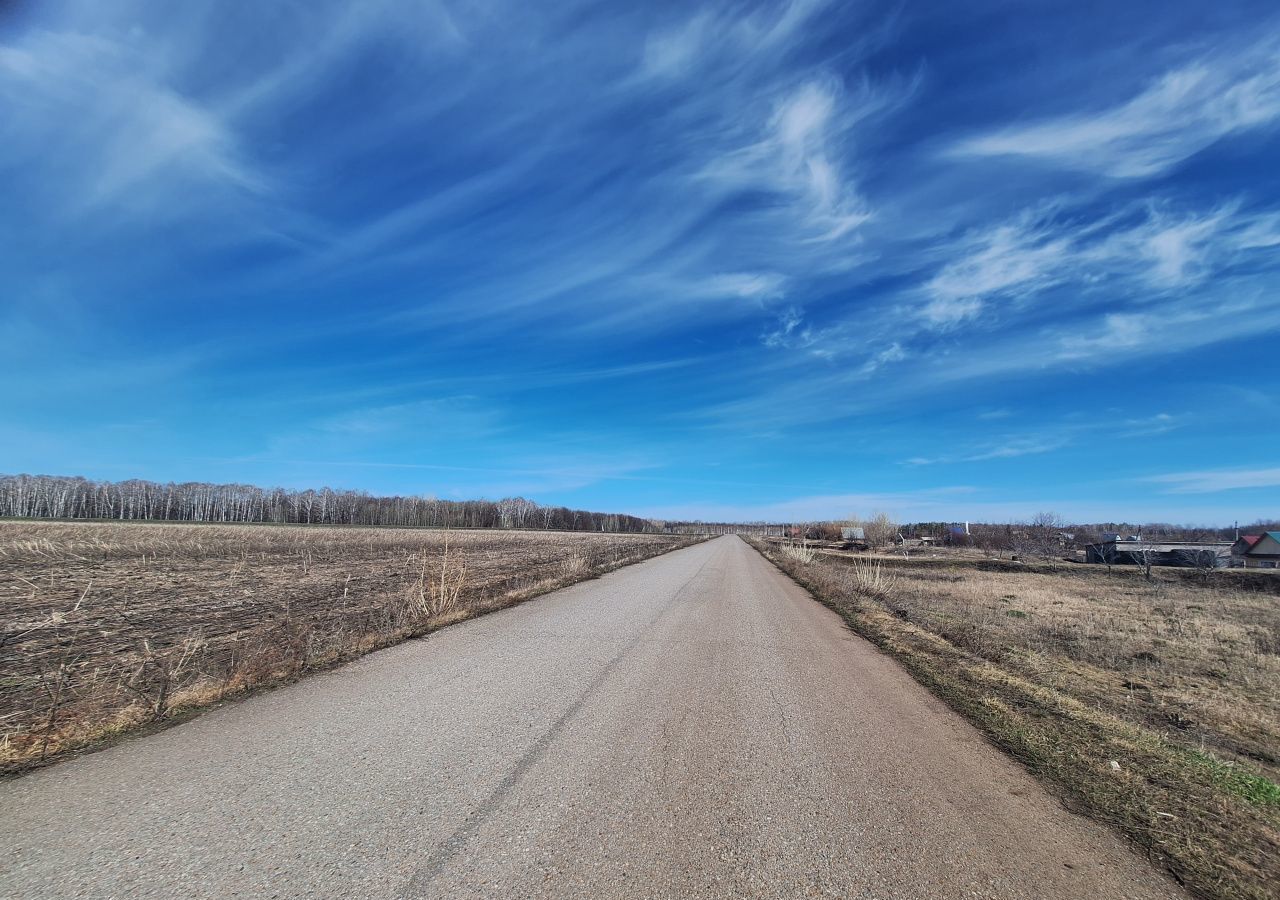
top-left (2, 0), bottom-right (1278, 525)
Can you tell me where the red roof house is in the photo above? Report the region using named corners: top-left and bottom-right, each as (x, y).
top-left (1243, 532), bottom-right (1280, 569)
top-left (1231, 534), bottom-right (1262, 557)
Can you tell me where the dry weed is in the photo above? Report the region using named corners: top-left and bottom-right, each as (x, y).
top-left (779, 541), bottom-right (817, 564)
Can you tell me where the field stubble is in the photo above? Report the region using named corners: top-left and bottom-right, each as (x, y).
top-left (0, 521), bottom-right (698, 771)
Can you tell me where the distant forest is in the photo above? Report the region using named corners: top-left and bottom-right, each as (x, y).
top-left (0, 474), bottom-right (666, 533)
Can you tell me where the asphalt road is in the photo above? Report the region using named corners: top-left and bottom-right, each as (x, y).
top-left (2, 535), bottom-right (1181, 899)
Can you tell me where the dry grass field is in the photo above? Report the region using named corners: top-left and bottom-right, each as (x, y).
top-left (866, 556), bottom-right (1280, 776)
top-left (757, 540), bottom-right (1280, 900)
top-left (0, 521), bottom-right (698, 771)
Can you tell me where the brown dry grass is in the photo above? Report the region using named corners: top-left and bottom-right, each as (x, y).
top-left (751, 540), bottom-right (1280, 900)
top-left (881, 560), bottom-right (1280, 776)
top-left (1, 521), bottom-right (699, 771)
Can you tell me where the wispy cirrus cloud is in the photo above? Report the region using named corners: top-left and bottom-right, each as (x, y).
top-left (698, 77), bottom-right (881, 246)
top-left (762, 307), bottom-right (813, 349)
top-left (698, 272), bottom-right (789, 302)
top-left (770, 80), bottom-right (875, 241)
top-left (905, 434), bottom-right (1070, 467)
top-left (1089, 204), bottom-right (1237, 287)
top-left (921, 215), bottom-right (1072, 325)
top-left (964, 435), bottom-right (1071, 462)
top-left (917, 200), bottom-right (1275, 328)
top-left (272, 2), bottom-right (900, 337)
top-left (904, 412), bottom-right (1184, 468)
top-left (640, 0), bottom-right (830, 80)
top-left (1120, 413), bottom-right (1182, 438)
top-left (951, 39), bottom-right (1280, 178)
top-left (917, 273), bottom-right (1279, 378)
top-left (0, 30), bottom-right (267, 227)
top-left (858, 342), bottom-right (907, 375)
top-left (1148, 467), bottom-right (1280, 494)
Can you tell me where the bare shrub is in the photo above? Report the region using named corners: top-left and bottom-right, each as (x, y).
top-left (36, 654), bottom-right (78, 759)
top-left (1013, 511), bottom-right (1067, 565)
top-left (846, 556), bottom-right (897, 600)
top-left (121, 636), bottom-right (206, 720)
top-left (560, 553), bottom-right (590, 579)
top-left (779, 541), bottom-right (817, 564)
top-left (405, 533), bottom-right (468, 621)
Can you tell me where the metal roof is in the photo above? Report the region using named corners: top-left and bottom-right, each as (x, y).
top-left (1245, 533), bottom-right (1280, 556)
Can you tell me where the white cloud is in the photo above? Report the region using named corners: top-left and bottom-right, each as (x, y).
top-left (1148, 467), bottom-right (1280, 494)
top-left (640, 0), bottom-right (831, 80)
top-left (941, 278), bottom-right (1280, 375)
top-left (922, 218), bottom-right (1071, 325)
top-left (0, 30), bottom-right (267, 225)
top-left (700, 77), bottom-right (881, 247)
top-left (700, 272), bottom-right (788, 301)
top-left (858, 342), bottom-right (906, 375)
top-left (951, 41), bottom-right (1280, 178)
top-left (1235, 213), bottom-right (1280, 249)
top-left (1057, 312), bottom-right (1152, 358)
top-left (318, 397), bottom-right (504, 440)
top-left (642, 13), bottom-right (714, 78)
top-left (964, 435), bottom-right (1069, 461)
top-left (256, 2), bottom-right (890, 338)
top-left (770, 80), bottom-right (874, 240)
top-left (217, 1), bottom-right (470, 118)
top-left (1087, 205), bottom-right (1233, 287)
top-left (902, 432), bottom-right (1070, 466)
top-left (695, 262), bottom-right (1280, 434)
top-left (763, 306), bottom-right (813, 348)
top-left (1120, 413), bottom-right (1180, 437)
top-left (1143, 216), bottom-right (1219, 284)
top-left (900, 413), bottom-right (1182, 468)
top-left (1017, 280), bottom-right (1279, 368)
top-left (918, 201), bottom-right (1278, 330)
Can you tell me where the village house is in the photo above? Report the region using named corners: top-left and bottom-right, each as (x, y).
top-left (1237, 532), bottom-right (1280, 569)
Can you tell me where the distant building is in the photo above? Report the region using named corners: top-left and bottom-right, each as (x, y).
top-left (1240, 532), bottom-right (1280, 569)
top-left (840, 526), bottom-right (865, 541)
top-left (1231, 534), bottom-right (1261, 560)
top-left (1086, 537), bottom-right (1233, 568)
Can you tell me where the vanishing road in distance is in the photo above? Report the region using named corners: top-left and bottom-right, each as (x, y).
top-left (2, 536), bottom-right (1180, 898)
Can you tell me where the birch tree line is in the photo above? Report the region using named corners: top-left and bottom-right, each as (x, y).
top-left (0, 474), bottom-right (659, 533)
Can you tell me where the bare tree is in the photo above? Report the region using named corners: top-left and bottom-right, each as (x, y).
top-left (1134, 528), bottom-right (1157, 583)
top-left (0, 474), bottom-right (662, 534)
top-left (1014, 511), bottom-right (1066, 564)
top-left (849, 511), bottom-right (898, 549)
